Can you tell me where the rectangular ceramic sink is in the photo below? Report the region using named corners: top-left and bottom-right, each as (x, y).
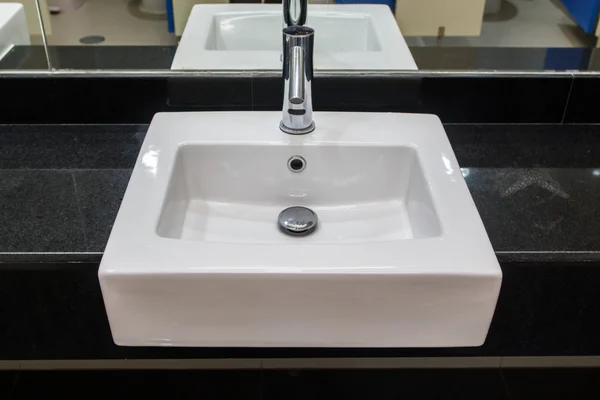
top-left (99, 112), bottom-right (501, 347)
top-left (171, 4), bottom-right (417, 70)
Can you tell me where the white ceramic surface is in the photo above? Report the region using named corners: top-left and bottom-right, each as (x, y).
top-left (171, 4), bottom-right (418, 70)
top-left (99, 111), bottom-right (501, 348)
top-left (0, 4), bottom-right (29, 60)
top-left (157, 144), bottom-right (439, 243)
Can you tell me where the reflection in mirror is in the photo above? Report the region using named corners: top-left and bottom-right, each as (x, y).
top-left (0, 0), bottom-right (51, 70)
top-left (171, 3), bottom-right (417, 71)
top-left (33, 0), bottom-right (600, 71)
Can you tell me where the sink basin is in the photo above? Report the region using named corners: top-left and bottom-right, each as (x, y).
top-left (171, 4), bottom-right (418, 70)
top-left (158, 144), bottom-right (439, 243)
top-left (99, 112), bottom-right (501, 347)
top-left (0, 4), bottom-right (29, 60)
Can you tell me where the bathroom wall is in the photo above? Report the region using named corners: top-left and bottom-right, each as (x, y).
top-left (395, 0), bottom-right (486, 36)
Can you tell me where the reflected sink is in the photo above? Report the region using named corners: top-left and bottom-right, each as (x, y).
top-left (0, 4), bottom-right (30, 60)
top-left (171, 4), bottom-right (417, 70)
top-left (99, 112), bottom-right (501, 348)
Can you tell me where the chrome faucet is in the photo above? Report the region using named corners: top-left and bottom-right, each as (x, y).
top-left (280, 25), bottom-right (315, 135)
top-left (283, 0), bottom-right (308, 27)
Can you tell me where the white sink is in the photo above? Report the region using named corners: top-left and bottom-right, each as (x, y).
top-left (99, 112), bottom-right (501, 347)
top-left (158, 142), bottom-right (439, 243)
top-left (171, 4), bottom-right (417, 71)
top-left (0, 4), bottom-right (29, 60)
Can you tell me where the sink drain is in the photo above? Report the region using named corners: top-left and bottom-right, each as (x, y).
top-left (278, 206), bottom-right (318, 236)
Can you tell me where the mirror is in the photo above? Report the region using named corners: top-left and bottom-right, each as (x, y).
top-left (31, 0), bottom-right (600, 71)
top-left (0, 1), bottom-right (51, 70)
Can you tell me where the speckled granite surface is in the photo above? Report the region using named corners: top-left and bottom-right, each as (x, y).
top-left (2, 123), bottom-right (600, 359)
top-left (1, 123), bottom-right (599, 262)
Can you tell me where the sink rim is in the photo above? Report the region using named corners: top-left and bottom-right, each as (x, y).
top-left (99, 111), bottom-right (500, 277)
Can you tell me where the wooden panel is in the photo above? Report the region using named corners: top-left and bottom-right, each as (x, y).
top-left (395, 0), bottom-right (485, 36)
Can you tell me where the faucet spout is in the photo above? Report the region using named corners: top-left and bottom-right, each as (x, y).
top-left (280, 26), bottom-right (315, 135)
top-left (289, 46), bottom-right (305, 104)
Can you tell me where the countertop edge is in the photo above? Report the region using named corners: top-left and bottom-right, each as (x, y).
top-left (1, 251), bottom-right (600, 266)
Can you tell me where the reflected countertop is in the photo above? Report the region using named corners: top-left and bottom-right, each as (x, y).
top-left (2, 45), bottom-right (600, 71)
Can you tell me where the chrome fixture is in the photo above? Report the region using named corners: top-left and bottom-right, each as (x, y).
top-left (278, 206), bottom-right (318, 236)
top-left (283, 0), bottom-right (308, 26)
top-left (280, 26), bottom-right (315, 135)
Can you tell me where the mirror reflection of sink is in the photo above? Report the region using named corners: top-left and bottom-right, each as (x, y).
top-left (171, 4), bottom-right (417, 70)
top-left (207, 13), bottom-right (382, 52)
top-left (0, 4), bottom-right (30, 60)
top-left (99, 112), bottom-right (501, 348)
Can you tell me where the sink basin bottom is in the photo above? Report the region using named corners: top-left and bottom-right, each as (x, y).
top-left (157, 144), bottom-right (441, 244)
top-left (173, 200), bottom-right (416, 243)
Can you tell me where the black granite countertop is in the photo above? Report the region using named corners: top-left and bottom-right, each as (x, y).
top-left (3, 122), bottom-right (600, 360)
top-left (1, 123), bottom-right (599, 263)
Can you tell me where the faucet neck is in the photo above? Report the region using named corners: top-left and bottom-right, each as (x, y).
top-left (283, 0), bottom-right (308, 26)
top-left (280, 26), bottom-right (315, 135)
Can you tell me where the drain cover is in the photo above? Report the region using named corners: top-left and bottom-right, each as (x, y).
top-left (278, 206), bottom-right (318, 236)
top-left (79, 35), bottom-right (106, 45)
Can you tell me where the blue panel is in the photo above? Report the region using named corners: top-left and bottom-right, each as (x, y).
top-left (167, 0), bottom-right (175, 33)
top-left (544, 48), bottom-right (591, 70)
top-left (335, 0), bottom-right (395, 11)
top-left (561, 0), bottom-right (600, 33)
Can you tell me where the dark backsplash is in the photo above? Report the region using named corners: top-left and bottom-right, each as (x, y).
top-left (2, 73), bottom-right (597, 124)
